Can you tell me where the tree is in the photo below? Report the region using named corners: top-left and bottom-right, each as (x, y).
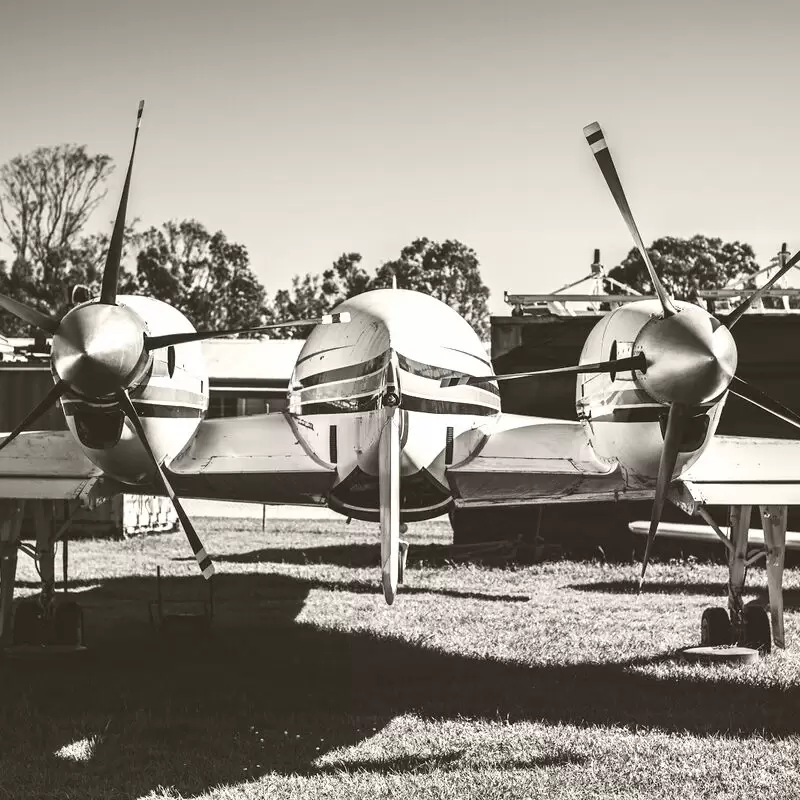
top-left (605, 235), bottom-right (760, 301)
top-left (267, 239), bottom-right (491, 340)
top-left (133, 220), bottom-right (266, 333)
top-left (321, 252), bottom-right (371, 301)
top-left (264, 252), bottom-right (371, 339)
top-left (0, 144), bottom-right (116, 333)
top-left (373, 238), bottom-right (490, 339)
top-left (0, 144), bottom-right (113, 270)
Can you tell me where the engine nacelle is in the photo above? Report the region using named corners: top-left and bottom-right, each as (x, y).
top-left (60, 295), bottom-right (208, 485)
top-left (576, 300), bottom-right (725, 481)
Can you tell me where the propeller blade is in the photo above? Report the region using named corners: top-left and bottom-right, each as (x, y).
top-left (0, 293), bottom-right (59, 334)
top-left (729, 375), bottom-right (800, 432)
top-left (639, 402), bottom-right (688, 590)
top-left (100, 100), bottom-right (144, 306)
top-left (0, 380), bottom-right (68, 454)
top-left (583, 122), bottom-right (677, 318)
top-left (117, 389), bottom-right (214, 579)
top-left (724, 248), bottom-right (800, 329)
top-left (144, 312), bottom-right (351, 351)
top-left (440, 353), bottom-right (647, 388)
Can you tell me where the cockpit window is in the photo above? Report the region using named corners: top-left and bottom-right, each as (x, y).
top-left (397, 353), bottom-right (500, 395)
top-left (74, 405), bottom-right (125, 450)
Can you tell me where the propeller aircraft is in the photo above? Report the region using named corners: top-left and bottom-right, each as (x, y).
top-left (1, 106), bottom-right (799, 657)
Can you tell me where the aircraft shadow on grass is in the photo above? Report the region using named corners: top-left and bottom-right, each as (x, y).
top-left (1, 572), bottom-right (799, 798)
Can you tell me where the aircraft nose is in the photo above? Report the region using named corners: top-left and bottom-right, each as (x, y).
top-left (634, 305), bottom-right (737, 406)
top-left (52, 303), bottom-right (149, 397)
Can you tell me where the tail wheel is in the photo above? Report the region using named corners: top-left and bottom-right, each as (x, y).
top-left (701, 607), bottom-right (732, 646)
top-left (54, 601), bottom-right (84, 646)
top-left (742, 603), bottom-right (771, 654)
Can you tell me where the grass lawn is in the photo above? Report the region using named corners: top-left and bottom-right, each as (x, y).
top-left (2, 517), bottom-right (800, 799)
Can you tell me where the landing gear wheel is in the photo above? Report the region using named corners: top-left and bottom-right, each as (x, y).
top-left (54, 601), bottom-right (83, 647)
top-left (701, 607), bottom-right (732, 646)
top-left (742, 604), bottom-right (771, 654)
top-left (12, 601), bottom-right (41, 645)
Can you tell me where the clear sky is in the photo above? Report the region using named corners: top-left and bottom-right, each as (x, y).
top-left (1, 0), bottom-right (798, 314)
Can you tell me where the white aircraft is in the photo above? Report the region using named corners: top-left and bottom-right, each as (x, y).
top-left (1, 107), bottom-right (800, 656)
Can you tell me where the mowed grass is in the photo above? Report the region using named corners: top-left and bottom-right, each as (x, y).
top-left (2, 518), bottom-right (800, 799)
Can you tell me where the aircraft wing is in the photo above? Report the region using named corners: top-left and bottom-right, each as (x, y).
top-left (446, 413), bottom-right (651, 507)
top-left (0, 430), bottom-right (115, 502)
top-left (629, 520), bottom-right (800, 550)
top-left (166, 412), bottom-right (336, 506)
top-left (674, 435), bottom-right (800, 510)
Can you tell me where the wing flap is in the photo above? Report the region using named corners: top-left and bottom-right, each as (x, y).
top-left (167, 413), bottom-right (336, 505)
top-left (0, 430), bottom-right (110, 500)
top-left (447, 414), bottom-right (648, 507)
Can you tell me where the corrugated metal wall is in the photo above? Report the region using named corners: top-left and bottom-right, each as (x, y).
top-left (0, 365), bottom-right (66, 432)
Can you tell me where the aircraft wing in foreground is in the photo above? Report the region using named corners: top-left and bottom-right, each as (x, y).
top-left (629, 520), bottom-right (800, 551)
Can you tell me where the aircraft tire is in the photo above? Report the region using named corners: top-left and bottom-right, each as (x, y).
top-left (54, 601), bottom-right (84, 647)
top-left (701, 607), bottom-right (731, 646)
top-left (12, 601), bottom-right (41, 645)
top-left (742, 604), bottom-right (771, 654)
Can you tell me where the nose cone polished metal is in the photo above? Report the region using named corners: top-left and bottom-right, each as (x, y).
top-left (52, 303), bottom-right (149, 397)
top-left (634, 304), bottom-right (737, 406)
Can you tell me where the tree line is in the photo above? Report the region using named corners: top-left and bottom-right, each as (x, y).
top-left (0, 143), bottom-right (492, 340)
top-left (0, 143), bottom-right (777, 342)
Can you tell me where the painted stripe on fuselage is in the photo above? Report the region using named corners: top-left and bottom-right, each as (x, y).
top-left (401, 395), bottom-right (498, 416)
top-left (64, 385), bottom-right (206, 407)
top-left (297, 352), bottom-right (389, 387)
top-left (62, 400), bottom-right (204, 419)
top-left (299, 394), bottom-right (383, 415)
top-left (293, 349), bottom-right (500, 417)
top-left (298, 369), bottom-right (384, 403)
